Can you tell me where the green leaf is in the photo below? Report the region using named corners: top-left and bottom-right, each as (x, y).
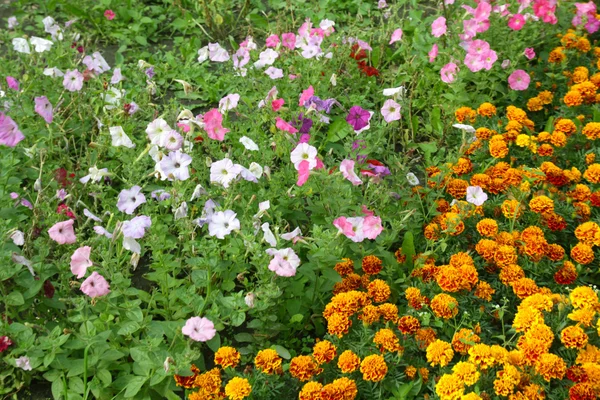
top-left (234, 333), bottom-right (254, 343)
top-left (135, 36), bottom-right (148, 46)
top-left (321, 266), bottom-right (342, 283)
top-left (96, 369), bottom-right (112, 387)
top-left (272, 345), bottom-right (291, 360)
top-left (544, 117), bottom-right (555, 133)
top-left (124, 376), bottom-right (147, 398)
top-left (326, 118), bottom-right (351, 143)
top-left (206, 333), bottom-right (221, 352)
top-left (51, 379), bottom-right (63, 399)
top-left (401, 231), bottom-right (415, 270)
top-left (6, 291), bottom-right (24, 306)
top-left (117, 321), bottom-right (141, 336)
top-left (290, 314), bottom-right (304, 323)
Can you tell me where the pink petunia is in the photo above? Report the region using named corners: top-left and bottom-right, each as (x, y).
top-left (298, 85), bottom-right (314, 106)
top-left (524, 48), bottom-right (536, 60)
top-left (70, 246), bottom-right (92, 278)
top-left (182, 316), bottom-right (216, 342)
top-left (265, 66), bottom-right (284, 80)
top-left (340, 159), bottom-right (362, 185)
top-left (104, 10), bottom-right (115, 20)
top-left (80, 271), bottom-right (110, 298)
top-left (34, 96), bottom-right (53, 124)
top-left (428, 44), bottom-right (438, 62)
top-left (440, 62), bottom-right (459, 83)
top-left (203, 109), bottom-right (229, 141)
top-left (271, 98), bottom-right (284, 112)
top-left (296, 160), bottom-right (310, 186)
top-left (265, 34), bottom-right (280, 48)
top-left (381, 99), bottom-right (401, 123)
top-left (389, 28), bottom-right (403, 44)
top-left (508, 69), bottom-right (530, 91)
top-left (6, 77), bottom-right (19, 91)
top-left (333, 216), bottom-right (356, 238)
top-left (48, 220), bottom-right (76, 245)
top-left (431, 16), bottom-right (447, 37)
top-left (0, 113), bottom-right (25, 148)
top-left (508, 14), bottom-right (526, 30)
top-left (281, 32), bottom-right (296, 50)
top-left (275, 117), bottom-right (299, 134)
top-left (363, 216), bottom-right (383, 239)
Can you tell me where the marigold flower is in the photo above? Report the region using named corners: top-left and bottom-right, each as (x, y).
top-left (561, 325), bottom-right (589, 349)
top-left (214, 346), bottom-right (240, 369)
top-left (299, 381), bottom-right (323, 400)
top-left (431, 293), bottom-right (458, 319)
top-left (475, 127), bottom-right (494, 140)
top-left (320, 377), bottom-right (357, 400)
top-left (494, 245), bottom-right (518, 268)
top-left (194, 368), bottom-right (221, 394)
top-left (359, 354), bottom-right (387, 382)
top-left (582, 122), bottom-right (600, 140)
top-left (424, 222), bottom-right (440, 240)
top-left (452, 361), bottom-right (480, 386)
top-left (548, 46), bottom-right (566, 63)
top-left (538, 90), bottom-right (553, 104)
top-left (511, 277), bottom-right (539, 299)
top-left (554, 261), bottom-right (578, 285)
top-left (378, 303), bottom-right (399, 322)
top-left (571, 243), bottom-right (595, 265)
top-left (570, 286), bottom-right (599, 310)
top-left (568, 308), bottom-right (596, 327)
top-left (290, 356), bottom-right (321, 381)
top-left (452, 328), bottom-right (481, 355)
top-left (452, 157), bottom-right (473, 175)
top-left (446, 178), bottom-right (469, 199)
top-left (367, 279), bottom-right (391, 303)
top-left (405, 365), bottom-right (417, 379)
top-left (426, 339), bottom-right (454, 367)
top-left (527, 97), bottom-right (543, 111)
top-left (569, 383), bottom-right (596, 400)
top-left (564, 90), bottom-right (584, 107)
top-left (334, 258), bottom-right (354, 276)
top-left (477, 102), bottom-right (496, 117)
top-left (489, 136), bottom-right (509, 158)
top-left (415, 327), bottom-right (437, 349)
top-left (474, 281), bottom-right (495, 301)
top-left (313, 340), bottom-right (336, 365)
top-left (398, 315), bottom-right (421, 334)
top-left (506, 106), bottom-right (528, 123)
top-left (455, 107), bottom-right (476, 123)
top-left (476, 219), bottom-right (498, 237)
top-left (501, 199), bottom-right (522, 219)
top-left (374, 328), bottom-right (402, 353)
top-left (529, 195), bottom-right (554, 214)
top-left (337, 350), bottom-right (360, 374)
top-left (327, 313), bottom-right (352, 338)
top-left (254, 349), bottom-right (282, 374)
top-left (361, 255), bottom-right (382, 275)
top-left (224, 377), bottom-right (251, 400)
top-left (439, 212), bottom-right (465, 236)
top-left (435, 374), bottom-right (464, 400)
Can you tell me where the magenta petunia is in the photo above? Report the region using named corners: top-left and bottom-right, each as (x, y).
top-left (298, 85), bottom-right (314, 107)
top-left (275, 117), bottom-right (299, 134)
top-left (524, 48), bottom-right (536, 60)
top-left (431, 16), bottom-right (447, 37)
top-left (182, 316), bottom-right (216, 342)
top-left (48, 219), bottom-right (77, 245)
top-left (508, 69), bottom-right (530, 91)
top-left (346, 106), bottom-right (371, 131)
top-left (34, 96), bottom-right (53, 124)
top-left (281, 32), bottom-right (296, 49)
top-left (428, 44), bottom-right (438, 62)
top-left (389, 28), bottom-right (403, 44)
top-left (80, 271), bottom-right (110, 298)
top-left (6, 76), bottom-right (19, 91)
top-left (265, 34), bottom-right (280, 48)
top-left (0, 113), bottom-right (25, 147)
top-left (508, 14), bottom-right (526, 30)
top-left (296, 160), bottom-right (310, 186)
top-left (203, 109), bottom-right (229, 141)
top-left (70, 246), bottom-right (92, 278)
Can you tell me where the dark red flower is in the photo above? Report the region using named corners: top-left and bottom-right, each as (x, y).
top-left (350, 44), bottom-right (367, 61)
top-left (54, 168), bottom-right (71, 187)
top-left (43, 280), bottom-right (55, 299)
top-left (57, 204), bottom-right (76, 219)
top-left (0, 336), bottom-right (13, 353)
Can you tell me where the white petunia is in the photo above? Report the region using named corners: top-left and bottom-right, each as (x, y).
top-left (146, 118), bottom-right (172, 146)
top-left (80, 166), bottom-right (109, 184)
top-left (210, 158), bottom-right (241, 188)
top-left (109, 126), bottom-right (135, 148)
top-left (466, 186), bottom-right (488, 206)
top-left (12, 38), bottom-right (31, 54)
top-left (208, 210), bottom-right (240, 239)
top-left (406, 172), bottom-right (420, 186)
top-left (290, 143), bottom-right (317, 170)
top-left (218, 93), bottom-right (240, 113)
top-left (239, 136), bottom-right (259, 151)
top-left (30, 37), bottom-right (54, 53)
top-left (248, 162), bottom-right (263, 179)
top-left (452, 123), bottom-right (476, 133)
top-left (254, 49), bottom-right (278, 69)
top-left (123, 236), bottom-right (141, 254)
top-left (261, 222), bottom-right (277, 246)
top-left (43, 67), bottom-right (64, 77)
top-left (197, 46), bottom-right (209, 63)
top-left (10, 230), bottom-right (25, 246)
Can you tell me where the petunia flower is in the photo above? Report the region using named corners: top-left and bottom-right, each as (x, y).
top-left (389, 28), bottom-right (403, 44)
top-left (381, 99), bottom-right (401, 123)
top-left (122, 236), bottom-right (141, 254)
top-left (508, 69), bottom-right (530, 91)
top-left (333, 216), bottom-right (365, 242)
top-left (83, 209), bottom-right (102, 222)
top-left (296, 160), bottom-right (311, 186)
top-left (266, 248), bottom-right (300, 277)
top-left (117, 186), bottom-right (146, 215)
top-left (508, 14), bottom-right (526, 30)
top-left (110, 68), bottom-right (123, 84)
top-left (524, 48), bottom-right (536, 60)
top-left (275, 117), bottom-right (299, 134)
top-left (281, 32), bottom-right (296, 49)
top-left (30, 37), bottom-right (53, 52)
top-left (431, 16), bottom-right (447, 37)
top-left (440, 62), bottom-right (459, 83)
top-left (265, 67), bottom-right (284, 79)
top-left (93, 226), bottom-right (113, 238)
top-left (340, 159), bottom-right (362, 185)
top-left (261, 223), bottom-right (277, 246)
top-left (203, 109), bottom-right (229, 141)
top-left (80, 166), bottom-right (109, 184)
top-left (210, 158), bottom-right (240, 188)
top-left (63, 69), bottom-right (84, 92)
top-left (265, 34), bottom-right (280, 48)
top-left (12, 38), bottom-right (30, 54)
top-left (466, 185), bottom-right (488, 206)
top-left (109, 126), bottom-right (135, 148)
top-left (254, 49), bottom-right (278, 68)
top-left (80, 271), bottom-right (110, 298)
top-left (15, 356), bottom-right (32, 371)
top-left (163, 130), bottom-right (183, 151)
top-left (43, 67), bottom-right (64, 77)
top-left (218, 93), bottom-right (240, 113)
top-left (0, 113), bottom-right (25, 148)
top-left (346, 106), bottom-right (371, 131)
top-left (428, 44), bottom-right (438, 62)
top-left (146, 118), bottom-right (172, 146)
top-left (363, 215), bottom-right (383, 239)
top-left (208, 210), bottom-right (240, 239)
top-left (298, 86), bottom-right (314, 107)
top-left (122, 216), bottom-right (151, 239)
top-left (70, 246), bottom-right (92, 278)
top-left (8, 16), bottom-right (18, 29)
top-left (182, 317), bottom-right (216, 342)
top-left (6, 77), bottom-right (19, 91)
top-left (406, 172), bottom-right (420, 186)
top-left (239, 136), bottom-right (259, 151)
top-left (290, 143), bottom-right (318, 170)
top-left (83, 52), bottom-right (111, 74)
top-left (208, 43), bottom-right (229, 62)
top-left (160, 150), bottom-right (192, 181)
top-left (48, 220), bottom-right (76, 244)
top-left (10, 230), bottom-right (24, 246)
top-left (34, 96), bottom-right (53, 124)
top-left (0, 336), bottom-right (13, 352)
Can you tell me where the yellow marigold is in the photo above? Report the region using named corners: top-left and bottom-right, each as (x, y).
top-left (583, 122), bottom-right (600, 140)
top-left (461, 394), bottom-right (482, 400)
top-left (337, 350), bottom-right (360, 374)
top-left (359, 354), bottom-right (387, 382)
top-left (455, 107), bottom-right (476, 123)
top-left (571, 242), bottom-right (595, 265)
top-left (367, 279), bottom-right (390, 303)
top-left (214, 346), bottom-right (240, 369)
top-left (453, 362), bottom-right (480, 386)
top-left (529, 195), bottom-right (554, 214)
top-left (312, 340), bottom-right (336, 365)
top-left (506, 105), bottom-right (527, 123)
top-left (426, 339), bottom-right (454, 367)
top-left (299, 381), bottom-right (323, 400)
top-left (374, 328), bottom-right (402, 353)
top-left (452, 329), bottom-right (481, 355)
top-left (477, 102), bottom-right (496, 117)
top-left (501, 199), bottom-right (522, 219)
top-left (254, 349), bottom-right (282, 374)
top-left (534, 353), bottom-right (566, 382)
top-left (564, 91), bottom-right (584, 107)
top-left (568, 308), bottom-right (596, 327)
top-left (520, 293), bottom-right (553, 312)
top-left (576, 37), bottom-right (591, 52)
top-left (440, 212), bottom-right (465, 236)
top-left (327, 313), bottom-right (351, 338)
top-left (290, 356), bottom-right (321, 381)
top-left (574, 222), bottom-right (600, 245)
top-left (321, 377), bottom-right (357, 400)
top-left (516, 134), bottom-right (531, 147)
top-left (474, 281), bottom-right (495, 301)
top-left (224, 377), bottom-right (251, 400)
top-left (527, 97), bottom-right (543, 112)
top-left (572, 66), bottom-right (589, 83)
top-left (548, 46), bottom-right (566, 63)
top-left (494, 245), bottom-right (518, 268)
top-left (334, 258), bottom-right (354, 276)
top-left (561, 325), bottom-right (589, 349)
top-left (511, 277), bottom-right (539, 299)
top-left (436, 374), bottom-right (465, 400)
top-left (468, 344), bottom-right (495, 370)
top-left (582, 362), bottom-right (600, 390)
top-left (489, 136), bottom-right (509, 158)
top-left (405, 366), bottom-right (417, 379)
top-left (570, 286), bottom-right (599, 310)
top-left (494, 365), bottom-right (521, 397)
top-left (398, 315), bottom-right (421, 335)
top-left (431, 293), bottom-right (459, 319)
top-left (538, 90), bottom-right (553, 104)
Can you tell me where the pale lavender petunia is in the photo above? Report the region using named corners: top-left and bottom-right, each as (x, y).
top-left (110, 68), bottom-right (123, 84)
top-left (34, 96), bottom-right (53, 123)
top-left (121, 215), bottom-right (151, 239)
top-left (160, 150), bottom-right (192, 181)
top-left (80, 271), bottom-right (110, 298)
top-left (182, 316), bottom-right (216, 342)
top-left (15, 356), bottom-right (32, 371)
top-left (93, 226), bottom-right (113, 238)
top-left (0, 113), bottom-right (25, 147)
top-left (117, 186), bottom-right (146, 214)
top-left (63, 70), bottom-right (84, 92)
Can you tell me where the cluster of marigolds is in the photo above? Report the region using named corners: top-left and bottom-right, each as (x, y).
top-left (172, 30), bottom-right (600, 400)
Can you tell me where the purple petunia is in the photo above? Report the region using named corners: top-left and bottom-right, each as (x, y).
top-left (6, 77), bottom-right (19, 91)
top-left (346, 106), bottom-right (371, 131)
top-left (34, 96), bottom-right (53, 124)
top-left (121, 215), bottom-right (151, 239)
top-left (0, 113), bottom-right (24, 147)
top-left (117, 186), bottom-right (146, 214)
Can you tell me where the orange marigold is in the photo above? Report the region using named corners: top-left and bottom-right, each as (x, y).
top-left (476, 219), bottom-right (498, 237)
top-left (477, 102), bottom-right (497, 117)
top-left (452, 328), bottom-right (481, 355)
top-left (373, 328), bottom-right (402, 353)
top-left (436, 374), bottom-right (465, 400)
top-left (511, 277), bottom-right (539, 299)
top-left (431, 293), bottom-right (459, 319)
top-left (254, 349), bottom-right (282, 374)
top-left (378, 303), bottom-right (399, 322)
top-left (455, 106), bottom-right (476, 123)
top-left (570, 286), bottom-right (599, 310)
top-left (554, 261), bottom-right (578, 285)
top-left (327, 313), bottom-right (352, 338)
top-left (538, 90), bottom-right (553, 104)
top-left (398, 315), bottom-right (421, 335)
top-left (529, 195), bottom-right (554, 214)
top-left (334, 258), bottom-right (354, 276)
top-left (320, 377), bottom-right (357, 400)
top-left (564, 90), bottom-right (584, 107)
top-left (337, 350), bottom-right (361, 374)
top-left (289, 356), bottom-right (321, 381)
top-left (415, 327), bottom-right (437, 349)
top-left (571, 243), bottom-right (595, 265)
top-left (426, 339), bottom-right (454, 367)
top-left (313, 340), bottom-right (336, 365)
top-left (299, 382), bottom-right (323, 400)
top-left (561, 325), bottom-right (589, 349)
top-left (502, 199), bottom-right (522, 219)
top-left (474, 281), bottom-right (495, 301)
top-left (214, 347), bottom-right (240, 369)
top-left (527, 97), bottom-right (543, 112)
top-left (359, 354), bottom-right (387, 382)
top-left (582, 122), bottom-right (600, 140)
top-left (361, 255), bottom-right (382, 275)
top-left (367, 279), bottom-right (391, 303)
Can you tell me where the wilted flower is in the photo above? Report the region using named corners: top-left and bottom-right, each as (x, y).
top-left (109, 126), bottom-right (135, 148)
top-left (15, 356), bottom-right (32, 371)
top-left (406, 172), bottom-right (420, 186)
